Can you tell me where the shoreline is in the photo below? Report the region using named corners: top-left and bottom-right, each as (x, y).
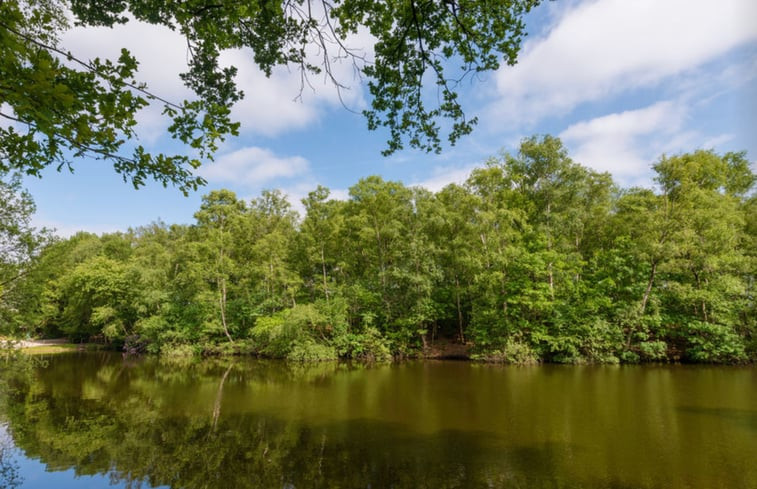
top-left (7, 341), bottom-right (754, 366)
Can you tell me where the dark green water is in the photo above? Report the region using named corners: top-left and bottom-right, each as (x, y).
top-left (1, 353), bottom-right (755, 489)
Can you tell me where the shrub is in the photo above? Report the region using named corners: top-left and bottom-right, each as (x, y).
top-left (620, 351), bottom-right (640, 363)
top-left (682, 321), bottom-right (746, 363)
top-left (249, 313), bottom-right (296, 357)
top-left (333, 326), bottom-right (391, 361)
top-left (202, 339), bottom-right (257, 356)
top-left (471, 337), bottom-right (539, 365)
top-left (639, 340), bottom-right (668, 361)
top-left (286, 340), bottom-right (338, 362)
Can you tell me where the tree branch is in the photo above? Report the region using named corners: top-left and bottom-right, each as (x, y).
top-left (0, 19), bottom-right (182, 110)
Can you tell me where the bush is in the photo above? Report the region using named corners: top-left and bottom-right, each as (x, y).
top-left (471, 337), bottom-right (539, 365)
top-left (639, 340), bottom-right (668, 361)
top-left (249, 313), bottom-right (296, 357)
top-left (620, 351), bottom-right (640, 363)
top-left (682, 321), bottom-right (746, 363)
top-left (286, 340), bottom-right (338, 362)
top-left (251, 302), bottom-right (353, 359)
top-left (202, 339), bottom-right (257, 356)
top-left (333, 326), bottom-right (392, 361)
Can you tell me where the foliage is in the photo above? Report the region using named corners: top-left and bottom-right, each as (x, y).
top-left (1, 0), bottom-right (542, 189)
top-left (680, 321), bottom-right (746, 363)
top-left (333, 327), bottom-right (392, 362)
top-left (0, 173), bottom-right (50, 335)
top-left (638, 340), bottom-right (668, 361)
top-left (470, 335), bottom-right (539, 364)
top-left (0, 0), bottom-right (224, 193)
top-left (7, 139), bottom-right (755, 364)
top-left (286, 340), bottom-right (338, 362)
top-left (160, 343), bottom-right (199, 359)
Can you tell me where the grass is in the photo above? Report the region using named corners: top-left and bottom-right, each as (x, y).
top-left (21, 344), bottom-right (107, 355)
top-left (21, 344), bottom-right (78, 354)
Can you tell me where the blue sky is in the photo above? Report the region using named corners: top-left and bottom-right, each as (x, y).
top-left (18, 0), bottom-right (757, 236)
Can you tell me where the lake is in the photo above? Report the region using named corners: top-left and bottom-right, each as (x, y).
top-left (0, 353), bottom-right (755, 488)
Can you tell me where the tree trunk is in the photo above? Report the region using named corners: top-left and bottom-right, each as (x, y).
top-left (455, 275), bottom-right (465, 344)
top-left (320, 246), bottom-right (329, 302)
top-left (640, 261), bottom-right (657, 315)
top-left (627, 261), bottom-right (657, 349)
top-left (692, 270), bottom-right (708, 322)
top-left (546, 202), bottom-right (554, 299)
top-left (219, 277), bottom-right (233, 343)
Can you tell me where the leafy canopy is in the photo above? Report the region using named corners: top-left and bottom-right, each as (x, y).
top-left (0, 0), bottom-right (540, 191)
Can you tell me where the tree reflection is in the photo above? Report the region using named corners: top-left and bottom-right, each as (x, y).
top-left (1, 354), bottom-right (755, 489)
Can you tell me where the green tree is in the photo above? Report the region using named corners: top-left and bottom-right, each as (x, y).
top-left (465, 159), bottom-right (530, 351)
top-left (344, 177), bottom-right (414, 340)
top-left (1, 0), bottom-right (541, 190)
top-left (0, 173), bottom-right (50, 334)
top-left (194, 190), bottom-right (247, 343)
top-left (7, 138), bottom-right (754, 364)
top-left (52, 255), bottom-right (139, 341)
top-left (297, 186), bottom-right (346, 303)
top-left (245, 190), bottom-right (301, 315)
top-left (429, 183), bottom-right (477, 343)
top-left (653, 150), bottom-right (754, 362)
top-left (0, 0), bottom-right (230, 193)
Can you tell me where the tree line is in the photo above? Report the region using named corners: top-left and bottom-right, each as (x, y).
top-left (2, 136), bottom-right (755, 363)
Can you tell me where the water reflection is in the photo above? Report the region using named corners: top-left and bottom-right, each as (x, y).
top-left (1, 354), bottom-right (755, 488)
top-left (1, 424), bottom-right (22, 489)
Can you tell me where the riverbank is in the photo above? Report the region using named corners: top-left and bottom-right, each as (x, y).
top-left (0, 338), bottom-right (104, 355)
top-left (5, 337), bottom-right (754, 365)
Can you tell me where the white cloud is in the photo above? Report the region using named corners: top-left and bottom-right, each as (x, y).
top-left (61, 20), bottom-right (192, 99)
top-left (219, 50), bottom-right (321, 136)
top-left (32, 216), bottom-right (121, 238)
top-left (60, 15), bottom-right (370, 140)
top-left (491, 0), bottom-right (757, 124)
top-left (221, 24), bottom-right (370, 135)
top-left (559, 101), bottom-right (689, 184)
top-left (199, 146), bottom-right (310, 186)
top-left (411, 165), bottom-right (476, 192)
top-left (701, 134), bottom-right (735, 149)
top-left (326, 188), bottom-right (351, 201)
top-left (269, 183), bottom-right (350, 218)
top-left (60, 20), bottom-right (194, 144)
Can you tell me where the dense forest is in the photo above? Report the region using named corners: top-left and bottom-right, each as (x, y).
top-left (2, 136), bottom-right (755, 363)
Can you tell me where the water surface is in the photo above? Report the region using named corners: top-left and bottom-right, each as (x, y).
top-left (1, 353), bottom-right (755, 488)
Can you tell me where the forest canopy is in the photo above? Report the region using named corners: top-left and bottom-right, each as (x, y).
top-left (0, 0), bottom-right (540, 192)
top-left (2, 136), bottom-right (755, 364)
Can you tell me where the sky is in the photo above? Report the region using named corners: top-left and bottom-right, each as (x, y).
top-left (16, 0), bottom-right (757, 237)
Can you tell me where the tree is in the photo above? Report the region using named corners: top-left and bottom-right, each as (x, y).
top-left (245, 189), bottom-right (301, 314)
top-left (345, 177), bottom-right (413, 331)
top-left (0, 173), bottom-right (50, 334)
top-left (0, 175), bottom-right (42, 283)
top-left (55, 255), bottom-right (140, 341)
top-left (430, 183), bottom-right (477, 343)
top-left (297, 185), bottom-right (345, 302)
top-left (1, 0), bottom-right (541, 191)
top-left (194, 190), bottom-right (247, 343)
top-left (7, 136), bottom-right (754, 363)
top-left (652, 150), bottom-right (754, 362)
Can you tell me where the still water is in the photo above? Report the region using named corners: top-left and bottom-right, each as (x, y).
top-left (0, 353), bottom-right (755, 488)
